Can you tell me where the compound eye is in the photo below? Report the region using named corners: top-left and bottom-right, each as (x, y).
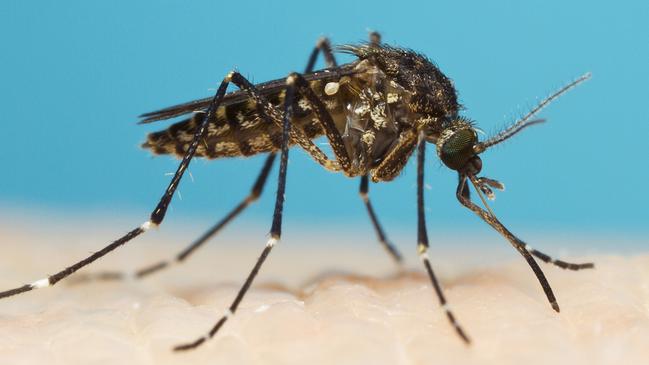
top-left (439, 129), bottom-right (477, 171)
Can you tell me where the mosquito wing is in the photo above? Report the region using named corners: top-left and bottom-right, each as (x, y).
top-left (139, 66), bottom-right (357, 124)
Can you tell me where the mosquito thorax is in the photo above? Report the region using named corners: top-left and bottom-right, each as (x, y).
top-left (436, 120), bottom-right (480, 172)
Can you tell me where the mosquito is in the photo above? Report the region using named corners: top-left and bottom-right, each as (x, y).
top-left (0, 32), bottom-right (593, 351)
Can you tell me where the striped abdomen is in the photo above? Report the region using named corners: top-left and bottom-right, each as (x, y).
top-left (142, 79), bottom-right (347, 159)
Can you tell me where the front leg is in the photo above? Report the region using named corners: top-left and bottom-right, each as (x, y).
top-left (417, 138), bottom-right (470, 344)
top-left (456, 174), bottom-right (560, 312)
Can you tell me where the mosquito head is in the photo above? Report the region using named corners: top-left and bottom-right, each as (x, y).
top-left (435, 117), bottom-right (483, 174)
top-left (436, 72), bottom-right (592, 175)
top-left (436, 114), bottom-right (547, 177)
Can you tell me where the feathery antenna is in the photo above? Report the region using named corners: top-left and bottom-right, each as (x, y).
top-left (475, 72), bottom-right (591, 153)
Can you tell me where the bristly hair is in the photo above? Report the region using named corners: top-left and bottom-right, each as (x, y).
top-left (335, 43), bottom-right (430, 62)
top-left (474, 72), bottom-right (591, 153)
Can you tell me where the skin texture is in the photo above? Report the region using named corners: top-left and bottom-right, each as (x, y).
top-left (0, 216), bottom-right (647, 365)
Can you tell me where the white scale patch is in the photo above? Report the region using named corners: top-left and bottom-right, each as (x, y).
top-left (171, 129), bottom-right (190, 142)
top-left (361, 131), bottom-right (376, 146)
top-left (387, 93), bottom-right (399, 104)
top-left (298, 98), bottom-right (312, 111)
top-left (208, 123), bottom-right (230, 136)
top-left (371, 104), bottom-right (388, 129)
top-left (214, 142), bottom-right (239, 154)
top-left (248, 135), bottom-right (271, 149)
top-left (239, 117), bottom-right (260, 130)
top-left (418, 247), bottom-right (430, 262)
top-left (354, 103), bottom-right (370, 116)
top-left (31, 278), bottom-right (50, 288)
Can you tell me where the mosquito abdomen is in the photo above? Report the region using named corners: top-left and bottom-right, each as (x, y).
top-left (142, 80), bottom-right (346, 159)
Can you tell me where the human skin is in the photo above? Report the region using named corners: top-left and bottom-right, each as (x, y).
top-left (0, 217), bottom-right (647, 365)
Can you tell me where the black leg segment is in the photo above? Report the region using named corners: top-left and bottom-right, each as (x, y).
top-left (417, 138), bottom-right (470, 344)
top-left (67, 153), bottom-right (278, 285)
top-left (0, 72), bottom-right (235, 299)
top-left (457, 174), bottom-right (560, 312)
top-left (305, 37), bottom-right (337, 72)
top-left (174, 74), bottom-right (297, 352)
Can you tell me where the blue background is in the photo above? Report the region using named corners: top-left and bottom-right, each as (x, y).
top-left (1, 1), bottom-right (647, 237)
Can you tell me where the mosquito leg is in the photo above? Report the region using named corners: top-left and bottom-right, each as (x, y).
top-left (306, 37), bottom-right (337, 72)
top-left (525, 246), bottom-right (594, 270)
top-left (0, 73), bottom-right (238, 299)
top-left (153, 152), bottom-right (276, 270)
top-left (454, 173), bottom-right (593, 272)
top-left (68, 153), bottom-right (277, 285)
top-left (359, 175), bottom-right (403, 264)
top-left (306, 30), bottom-right (379, 72)
top-left (456, 174), bottom-right (561, 312)
top-left (417, 139), bottom-right (470, 344)
top-left (290, 73), bottom-right (352, 172)
top-left (174, 74), bottom-right (296, 352)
